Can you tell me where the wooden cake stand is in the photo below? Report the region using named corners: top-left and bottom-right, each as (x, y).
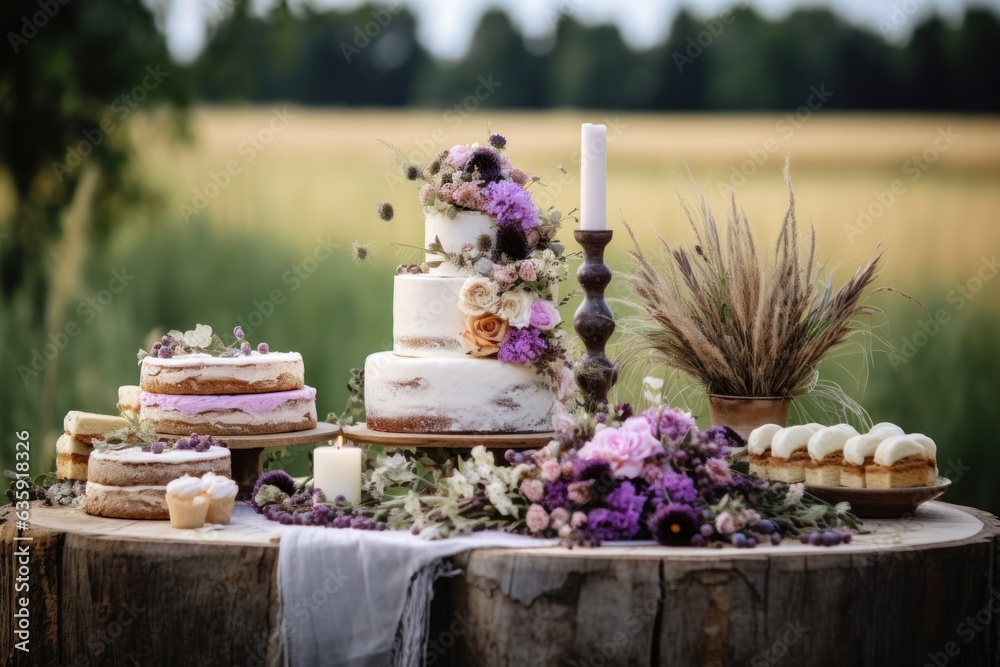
top-left (170, 422), bottom-right (340, 498)
top-left (342, 425), bottom-right (556, 452)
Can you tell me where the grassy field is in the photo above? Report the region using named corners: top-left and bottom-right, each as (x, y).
top-left (3, 108), bottom-right (1000, 512)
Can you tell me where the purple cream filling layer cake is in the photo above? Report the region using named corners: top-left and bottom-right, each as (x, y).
top-left (139, 386), bottom-right (318, 436)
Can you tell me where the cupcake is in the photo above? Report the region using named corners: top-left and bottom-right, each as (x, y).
top-left (165, 474), bottom-right (210, 529)
top-left (748, 424), bottom-right (782, 479)
top-left (768, 425), bottom-right (815, 483)
top-left (806, 424), bottom-right (858, 487)
top-left (201, 472), bottom-right (239, 525)
top-left (867, 436), bottom-right (937, 488)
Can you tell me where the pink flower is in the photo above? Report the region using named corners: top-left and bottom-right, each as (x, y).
top-left (526, 504), bottom-right (550, 533)
top-left (557, 364), bottom-right (578, 403)
top-left (520, 479), bottom-right (544, 503)
top-left (452, 181), bottom-right (486, 210)
top-left (567, 481), bottom-right (592, 505)
top-left (704, 458), bottom-right (733, 486)
top-left (447, 144), bottom-right (471, 170)
top-left (714, 511), bottom-right (737, 536)
top-left (490, 264), bottom-right (519, 287)
top-left (511, 168), bottom-right (529, 185)
top-left (419, 183), bottom-right (434, 205)
top-left (540, 459), bottom-right (562, 482)
top-left (576, 417), bottom-right (665, 479)
top-left (438, 182), bottom-right (457, 203)
top-left (787, 483), bottom-right (805, 503)
top-left (742, 509), bottom-right (761, 526)
top-left (552, 404), bottom-right (577, 437)
top-left (571, 511), bottom-right (588, 529)
top-left (518, 261), bottom-right (537, 282)
top-left (550, 507), bottom-right (570, 530)
top-left (529, 298), bottom-right (561, 331)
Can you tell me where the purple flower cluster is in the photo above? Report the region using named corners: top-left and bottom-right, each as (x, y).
top-left (484, 180), bottom-right (538, 231)
top-left (174, 433), bottom-right (223, 453)
top-left (497, 326), bottom-right (548, 364)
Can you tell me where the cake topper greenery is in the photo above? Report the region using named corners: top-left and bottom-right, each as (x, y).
top-left (137, 324), bottom-right (270, 363)
top-left (620, 165), bottom-right (916, 421)
top-left (355, 131), bottom-right (578, 390)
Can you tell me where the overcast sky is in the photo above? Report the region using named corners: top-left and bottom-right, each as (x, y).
top-left (162, 0), bottom-right (999, 64)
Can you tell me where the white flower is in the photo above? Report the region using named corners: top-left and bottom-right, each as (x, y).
top-left (445, 471), bottom-right (475, 499)
top-left (497, 290), bottom-right (534, 328)
top-left (485, 480), bottom-right (517, 517)
top-left (458, 276), bottom-right (499, 316)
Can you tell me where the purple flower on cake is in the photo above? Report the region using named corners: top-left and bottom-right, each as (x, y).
top-left (484, 180), bottom-right (538, 230)
top-left (466, 147), bottom-right (503, 183)
top-left (649, 502), bottom-right (700, 546)
top-left (497, 326), bottom-right (548, 364)
top-left (447, 144), bottom-right (472, 170)
top-left (234, 326), bottom-right (245, 340)
top-left (258, 342), bottom-right (269, 354)
top-left (489, 133), bottom-right (507, 150)
top-left (528, 298), bottom-right (561, 331)
top-left (241, 342), bottom-right (251, 356)
top-left (526, 503), bottom-right (550, 533)
top-left (576, 417), bottom-right (665, 479)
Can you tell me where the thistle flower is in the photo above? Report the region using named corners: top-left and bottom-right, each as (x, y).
top-left (491, 223), bottom-right (530, 263)
top-left (489, 133), bottom-right (507, 149)
top-left (251, 470), bottom-right (297, 512)
top-left (376, 201), bottom-right (394, 222)
top-left (351, 241), bottom-right (371, 264)
top-left (405, 163), bottom-right (420, 180)
top-left (475, 234), bottom-right (493, 254)
top-left (465, 147), bottom-right (503, 183)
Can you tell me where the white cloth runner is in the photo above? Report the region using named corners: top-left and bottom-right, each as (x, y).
top-left (278, 527), bottom-right (554, 667)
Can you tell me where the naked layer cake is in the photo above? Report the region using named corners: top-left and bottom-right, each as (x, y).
top-left (56, 411), bottom-right (129, 481)
top-left (136, 327), bottom-right (317, 436)
top-left (85, 444), bottom-right (231, 520)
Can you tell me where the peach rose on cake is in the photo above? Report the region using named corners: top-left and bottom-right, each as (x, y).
top-left (458, 276), bottom-right (500, 316)
top-left (497, 290), bottom-right (534, 328)
top-left (460, 313), bottom-right (508, 357)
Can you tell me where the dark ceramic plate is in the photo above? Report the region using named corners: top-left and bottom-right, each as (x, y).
top-left (806, 476), bottom-right (951, 518)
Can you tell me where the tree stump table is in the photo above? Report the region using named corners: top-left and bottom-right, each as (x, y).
top-left (2, 501), bottom-right (998, 666)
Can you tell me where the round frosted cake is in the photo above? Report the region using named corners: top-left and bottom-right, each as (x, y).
top-left (140, 351), bottom-right (304, 395)
top-left (85, 446), bottom-right (231, 520)
top-left (140, 386), bottom-right (318, 436)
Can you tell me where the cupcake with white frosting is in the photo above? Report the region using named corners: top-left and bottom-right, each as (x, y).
top-left (768, 425), bottom-right (815, 483)
top-left (748, 424), bottom-right (782, 479)
top-left (201, 472), bottom-right (239, 524)
top-left (866, 435), bottom-right (937, 488)
top-left (805, 424), bottom-right (858, 487)
top-left (842, 433), bottom-right (884, 488)
top-left (165, 474), bottom-right (210, 529)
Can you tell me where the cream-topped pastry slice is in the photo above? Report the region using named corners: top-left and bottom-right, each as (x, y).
top-left (768, 425), bottom-right (814, 483)
top-left (867, 436), bottom-right (936, 488)
top-left (869, 422), bottom-right (904, 439)
top-left (805, 425), bottom-right (857, 487)
top-left (748, 424), bottom-right (782, 479)
top-left (842, 433), bottom-right (883, 488)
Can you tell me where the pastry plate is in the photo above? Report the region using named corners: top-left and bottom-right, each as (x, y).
top-left (342, 425), bottom-right (556, 449)
top-left (806, 476), bottom-right (951, 519)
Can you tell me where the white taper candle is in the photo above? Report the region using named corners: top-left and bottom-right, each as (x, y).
top-left (580, 123), bottom-right (607, 231)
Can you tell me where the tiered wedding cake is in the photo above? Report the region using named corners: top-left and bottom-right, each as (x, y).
top-left (364, 134), bottom-right (574, 433)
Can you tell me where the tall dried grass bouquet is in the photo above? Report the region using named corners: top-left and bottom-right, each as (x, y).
top-left (623, 168), bottom-right (898, 403)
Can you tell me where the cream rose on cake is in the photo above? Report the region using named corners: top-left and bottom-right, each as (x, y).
top-left (460, 313), bottom-right (508, 357)
top-left (458, 276), bottom-right (500, 316)
top-left (497, 290), bottom-right (534, 328)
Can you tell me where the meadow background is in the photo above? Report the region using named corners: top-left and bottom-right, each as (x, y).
top-left (2, 1), bottom-right (1000, 515)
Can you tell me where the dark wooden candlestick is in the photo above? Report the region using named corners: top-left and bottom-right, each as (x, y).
top-left (573, 229), bottom-right (618, 412)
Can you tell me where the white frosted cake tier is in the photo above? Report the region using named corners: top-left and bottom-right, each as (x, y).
top-left (425, 210), bottom-right (495, 277)
top-left (140, 351), bottom-right (305, 395)
top-left (364, 351), bottom-right (557, 433)
top-left (393, 274), bottom-right (467, 357)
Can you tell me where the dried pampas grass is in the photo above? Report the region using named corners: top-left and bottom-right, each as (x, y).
top-left (622, 165), bottom-right (903, 404)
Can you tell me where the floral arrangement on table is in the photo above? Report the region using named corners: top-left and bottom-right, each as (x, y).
top-left (252, 399), bottom-right (858, 547)
top-left (358, 132), bottom-right (576, 383)
top-left (137, 324), bottom-right (270, 362)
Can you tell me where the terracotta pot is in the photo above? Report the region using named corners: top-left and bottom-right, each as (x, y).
top-left (707, 395), bottom-right (792, 444)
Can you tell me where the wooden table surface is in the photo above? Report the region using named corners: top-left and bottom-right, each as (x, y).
top-left (2, 501), bottom-right (998, 666)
